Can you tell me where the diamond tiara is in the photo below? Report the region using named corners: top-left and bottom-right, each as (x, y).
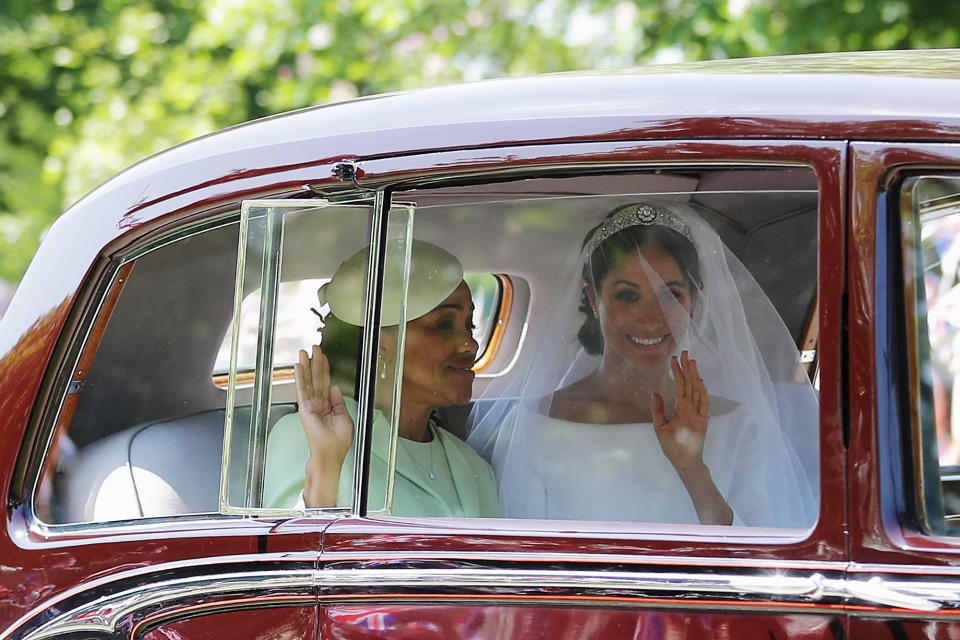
top-left (586, 204), bottom-right (694, 256)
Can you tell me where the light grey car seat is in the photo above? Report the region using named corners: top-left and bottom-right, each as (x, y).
top-left (57, 404), bottom-right (296, 523)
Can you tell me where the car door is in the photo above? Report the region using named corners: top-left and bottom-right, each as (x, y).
top-left (1, 195), bottom-right (386, 639)
top-left (288, 139), bottom-right (852, 639)
top-left (848, 142), bottom-right (960, 638)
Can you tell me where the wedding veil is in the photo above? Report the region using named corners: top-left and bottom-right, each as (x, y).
top-left (466, 200), bottom-right (819, 528)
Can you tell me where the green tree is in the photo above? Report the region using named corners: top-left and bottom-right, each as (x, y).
top-left (0, 0), bottom-right (585, 285)
top-left (1, 0), bottom-right (957, 286)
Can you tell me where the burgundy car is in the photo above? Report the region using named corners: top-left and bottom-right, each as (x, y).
top-left (3, 49), bottom-right (960, 639)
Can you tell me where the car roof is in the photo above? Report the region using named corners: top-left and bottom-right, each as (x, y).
top-left (65, 49), bottom-right (960, 224)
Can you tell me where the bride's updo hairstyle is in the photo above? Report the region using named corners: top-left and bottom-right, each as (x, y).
top-left (578, 203), bottom-right (702, 355)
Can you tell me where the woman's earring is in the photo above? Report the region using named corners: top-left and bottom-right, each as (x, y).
top-left (377, 343), bottom-right (389, 380)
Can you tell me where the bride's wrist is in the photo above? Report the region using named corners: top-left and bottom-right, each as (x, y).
top-left (674, 462), bottom-right (734, 525)
top-left (672, 457), bottom-right (709, 480)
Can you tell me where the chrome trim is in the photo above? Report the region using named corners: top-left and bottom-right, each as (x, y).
top-left (322, 549), bottom-right (846, 572)
top-left (221, 203), bottom-right (252, 512)
top-left (222, 197), bottom-right (379, 516)
top-left (315, 567), bottom-right (835, 598)
top-left (246, 204), bottom-right (284, 506)
top-left (897, 174), bottom-right (960, 535)
top-left (14, 564), bottom-right (958, 640)
top-left (862, 578), bottom-right (959, 611)
top-left (899, 175), bottom-right (932, 532)
top-left (843, 577), bottom-right (938, 612)
top-left (121, 210), bottom-right (241, 264)
top-left (355, 149), bottom-right (814, 193)
top-left (18, 569), bottom-right (316, 640)
top-left (383, 204), bottom-right (416, 514)
top-left (310, 568), bottom-right (940, 612)
top-left (352, 189), bottom-right (387, 515)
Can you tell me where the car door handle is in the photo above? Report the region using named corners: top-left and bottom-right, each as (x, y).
top-left (731, 573), bottom-right (941, 612)
top-left (838, 576), bottom-right (941, 612)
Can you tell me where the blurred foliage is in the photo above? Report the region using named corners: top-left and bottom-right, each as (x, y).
top-left (1, 0), bottom-right (958, 285)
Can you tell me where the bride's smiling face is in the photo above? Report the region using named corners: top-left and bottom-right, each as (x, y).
top-left (587, 242), bottom-right (696, 372)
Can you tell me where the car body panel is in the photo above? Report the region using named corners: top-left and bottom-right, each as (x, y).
top-left (140, 606), bottom-right (317, 640)
top-left (323, 603), bottom-right (843, 639)
top-left (849, 141), bottom-right (960, 567)
top-left (320, 138), bottom-right (847, 563)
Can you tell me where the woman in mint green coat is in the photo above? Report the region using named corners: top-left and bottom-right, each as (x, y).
top-left (264, 241), bottom-right (498, 517)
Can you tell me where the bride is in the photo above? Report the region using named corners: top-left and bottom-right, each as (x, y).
top-left (468, 201), bottom-right (818, 528)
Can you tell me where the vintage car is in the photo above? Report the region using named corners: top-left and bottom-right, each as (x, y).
top-left (2, 49), bottom-right (960, 639)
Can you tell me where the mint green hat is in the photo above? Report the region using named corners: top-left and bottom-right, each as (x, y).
top-left (319, 239), bottom-right (463, 326)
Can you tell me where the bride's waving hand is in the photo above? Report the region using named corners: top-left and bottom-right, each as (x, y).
top-left (652, 352), bottom-right (710, 472)
top-left (653, 352), bottom-right (731, 525)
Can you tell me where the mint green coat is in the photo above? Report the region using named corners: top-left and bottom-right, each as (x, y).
top-left (263, 397), bottom-right (498, 517)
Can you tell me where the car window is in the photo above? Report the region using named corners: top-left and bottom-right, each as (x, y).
top-left (39, 220), bottom-right (242, 524)
top-left (210, 198), bottom-right (516, 518)
top-left (900, 174), bottom-right (960, 534)
top-left (225, 199), bottom-right (383, 514)
top-left (43, 168), bottom-right (821, 533)
top-left (462, 272), bottom-right (504, 368)
top-left (376, 167), bottom-right (821, 529)
top-left (38, 199), bottom-right (386, 525)
top-left (215, 168), bottom-right (820, 530)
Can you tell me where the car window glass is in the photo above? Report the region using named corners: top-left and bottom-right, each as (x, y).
top-left (229, 200), bottom-right (384, 514)
top-left (40, 221), bottom-right (241, 524)
top-left (212, 278), bottom-right (330, 389)
top-left (902, 175), bottom-right (960, 533)
top-left (213, 200), bottom-right (506, 517)
top-left (380, 168), bottom-right (821, 530)
top-left (40, 170), bottom-right (821, 532)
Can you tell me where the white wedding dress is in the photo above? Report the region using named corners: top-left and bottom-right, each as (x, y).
top-left (492, 403), bottom-right (811, 528)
